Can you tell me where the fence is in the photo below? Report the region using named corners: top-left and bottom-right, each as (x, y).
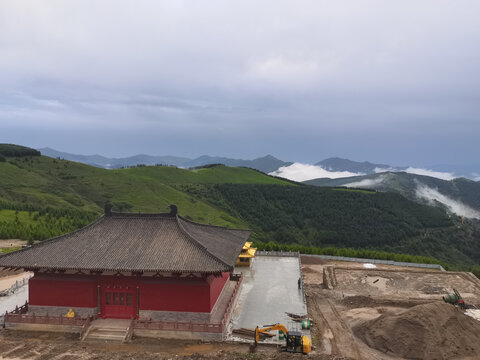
top-left (297, 256), bottom-right (306, 305)
top-left (256, 251), bottom-right (445, 271)
top-left (301, 254), bottom-right (446, 271)
top-left (256, 250), bottom-right (300, 257)
top-left (4, 302), bottom-right (88, 327)
top-left (6, 313), bottom-right (87, 327)
top-left (134, 274), bottom-right (243, 334)
top-left (220, 274), bottom-right (242, 327)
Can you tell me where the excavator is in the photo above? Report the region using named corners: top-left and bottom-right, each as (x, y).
top-left (254, 323), bottom-right (311, 354)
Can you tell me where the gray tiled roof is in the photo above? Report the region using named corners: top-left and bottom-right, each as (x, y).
top-left (0, 211), bottom-right (251, 273)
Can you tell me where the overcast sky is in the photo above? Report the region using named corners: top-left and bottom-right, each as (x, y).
top-left (1, 1), bottom-right (479, 166)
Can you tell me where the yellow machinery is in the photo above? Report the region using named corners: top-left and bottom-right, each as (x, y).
top-left (236, 241), bottom-right (257, 267)
top-left (64, 309), bottom-right (75, 318)
top-left (255, 323), bottom-right (311, 354)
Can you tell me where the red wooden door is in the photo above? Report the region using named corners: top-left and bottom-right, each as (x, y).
top-left (101, 285), bottom-right (136, 319)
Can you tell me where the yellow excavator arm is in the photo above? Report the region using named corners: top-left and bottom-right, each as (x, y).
top-left (254, 323), bottom-right (311, 355)
top-left (255, 324), bottom-right (288, 344)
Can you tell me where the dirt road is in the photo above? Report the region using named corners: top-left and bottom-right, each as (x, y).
top-left (303, 261), bottom-right (480, 360)
top-left (0, 330), bottom-right (347, 360)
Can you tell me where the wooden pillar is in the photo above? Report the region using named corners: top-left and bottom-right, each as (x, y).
top-left (97, 285), bottom-right (101, 316)
top-left (136, 286), bottom-right (140, 317)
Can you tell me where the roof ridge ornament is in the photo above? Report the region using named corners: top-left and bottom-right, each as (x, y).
top-left (104, 202), bottom-right (113, 216)
top-left (169, 204), bottom-right (178, 216)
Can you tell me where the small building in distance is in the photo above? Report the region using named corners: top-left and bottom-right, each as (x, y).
top-left (236, 241), bottom-right (257, 267)
top-left (0, 205), bottom-right (250, 334)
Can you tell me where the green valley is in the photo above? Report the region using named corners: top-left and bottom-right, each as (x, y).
top-left (0, 144), bottom-right (479, 270)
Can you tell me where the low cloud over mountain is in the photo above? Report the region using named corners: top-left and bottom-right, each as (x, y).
top-left (269, 163), bottom-right (362, 182)
top-left (343, 175), bottom-right (387, 188)
top-left (415, 183), bottom-right (480, 219)
top-left (404, 167), bottom-right (456, 181)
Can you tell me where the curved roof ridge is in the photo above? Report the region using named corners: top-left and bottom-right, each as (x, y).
top-left (0, 215), bottom-right (106, 261)
top-left (175, 215), bottom-right (233, 270)
top-left (0, 206), bottom-right (251, 273)
top-left (109, 211), bottom-right (176, 218)
top-left (177, 215), bottom-right (251, 232)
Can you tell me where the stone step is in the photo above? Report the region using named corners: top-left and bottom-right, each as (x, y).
top-left (85, 328), bottom-right (127, 341)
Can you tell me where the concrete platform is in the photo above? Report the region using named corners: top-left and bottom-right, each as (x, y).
top-left (229, 256), bottom-right (307, 334)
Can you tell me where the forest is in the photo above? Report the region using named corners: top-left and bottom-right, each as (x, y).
top-left (178, 183), bottom-right (480, 267)
top-left (0, 150), bottom-right (479, 271)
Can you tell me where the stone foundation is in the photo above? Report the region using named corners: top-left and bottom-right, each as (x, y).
top-left (133, 328), bottom-right (223, 341)
top-left (5, 322), bottom-right (82, 333)
top-left (139, 309), bottom-right (210, 322)
top-left (28, 305), bottom-right (97, 318)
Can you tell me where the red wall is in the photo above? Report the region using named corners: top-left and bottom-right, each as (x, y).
top-left (140, 278), bottom-right (211, 312)
top-left (29, 274), bottom-right (97, 308)
top-left (28, 272), bottom-right (230, 313)
top-left (208, 272), bottom-right (229, 310)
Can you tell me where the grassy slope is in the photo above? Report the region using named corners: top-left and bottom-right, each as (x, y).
top-left (1, 155), bottom-right (478, 268)
top-left (0, 156), bottom-right (290, 237)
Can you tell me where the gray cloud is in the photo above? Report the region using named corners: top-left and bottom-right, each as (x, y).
top-left (1, 1), bottom-right (479, 163)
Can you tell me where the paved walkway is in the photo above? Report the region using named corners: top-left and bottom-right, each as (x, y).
top-left (230, 256), bottom-right (307, 330)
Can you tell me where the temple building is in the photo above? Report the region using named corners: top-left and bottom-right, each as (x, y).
top-left (0, 205), bottom-right (250, 327)
top-left (235, 241), bottom-right (257, 267)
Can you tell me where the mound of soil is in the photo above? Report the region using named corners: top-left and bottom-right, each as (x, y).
top-left (342, 295), bottom-right (429, 309)
top-left (354, 302), bottom-right (480, 359)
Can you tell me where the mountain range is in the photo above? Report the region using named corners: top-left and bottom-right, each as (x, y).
top-left (2, 144), bottom-right (480, 268)
top-left (39, 148), bottom-right (479, 181)
top-left (39, 148), bottom-right (292, 174)
top-left (314, 157), bottom-right (403, 174)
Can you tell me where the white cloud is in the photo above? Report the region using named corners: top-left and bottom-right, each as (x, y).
top-left (374, 167), bottom-right (395, 173)
top-left (415, 183), bottom-right (480, 219)
top-left (405, 167), bottom-right (456, 180)
top-left (344, 175), bottom-right (386, 188)
top-left (269, 163), bottom-right (362, 182)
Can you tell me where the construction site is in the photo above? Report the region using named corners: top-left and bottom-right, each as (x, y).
top-left (1, 248), bottom-right (480, 359)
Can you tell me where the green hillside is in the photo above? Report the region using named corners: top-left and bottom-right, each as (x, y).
top-left (179, 184), bottom-right (480, 266)
top-left (305, 172), bottom-right (480, 211)
top-left (1, 147), bottom-right (479, 269)
top-left (0, 154), bottom-right (290, 240)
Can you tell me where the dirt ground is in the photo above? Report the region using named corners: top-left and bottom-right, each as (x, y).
top-left (0, 239), bottom-right (28, 248)
top-left (1, 258), bottom-right (480, 359)
top-left (303, 260), bottom-right (480, 360)
top-left (0, 330), bottom-right (346, 360)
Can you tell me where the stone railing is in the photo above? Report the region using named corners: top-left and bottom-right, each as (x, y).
top-left (220, 274), bottom-right (242, 327)
top-left (5, 312), bottom-right (87, 327)
top-left (0, 276), bottom-right (31, 297)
